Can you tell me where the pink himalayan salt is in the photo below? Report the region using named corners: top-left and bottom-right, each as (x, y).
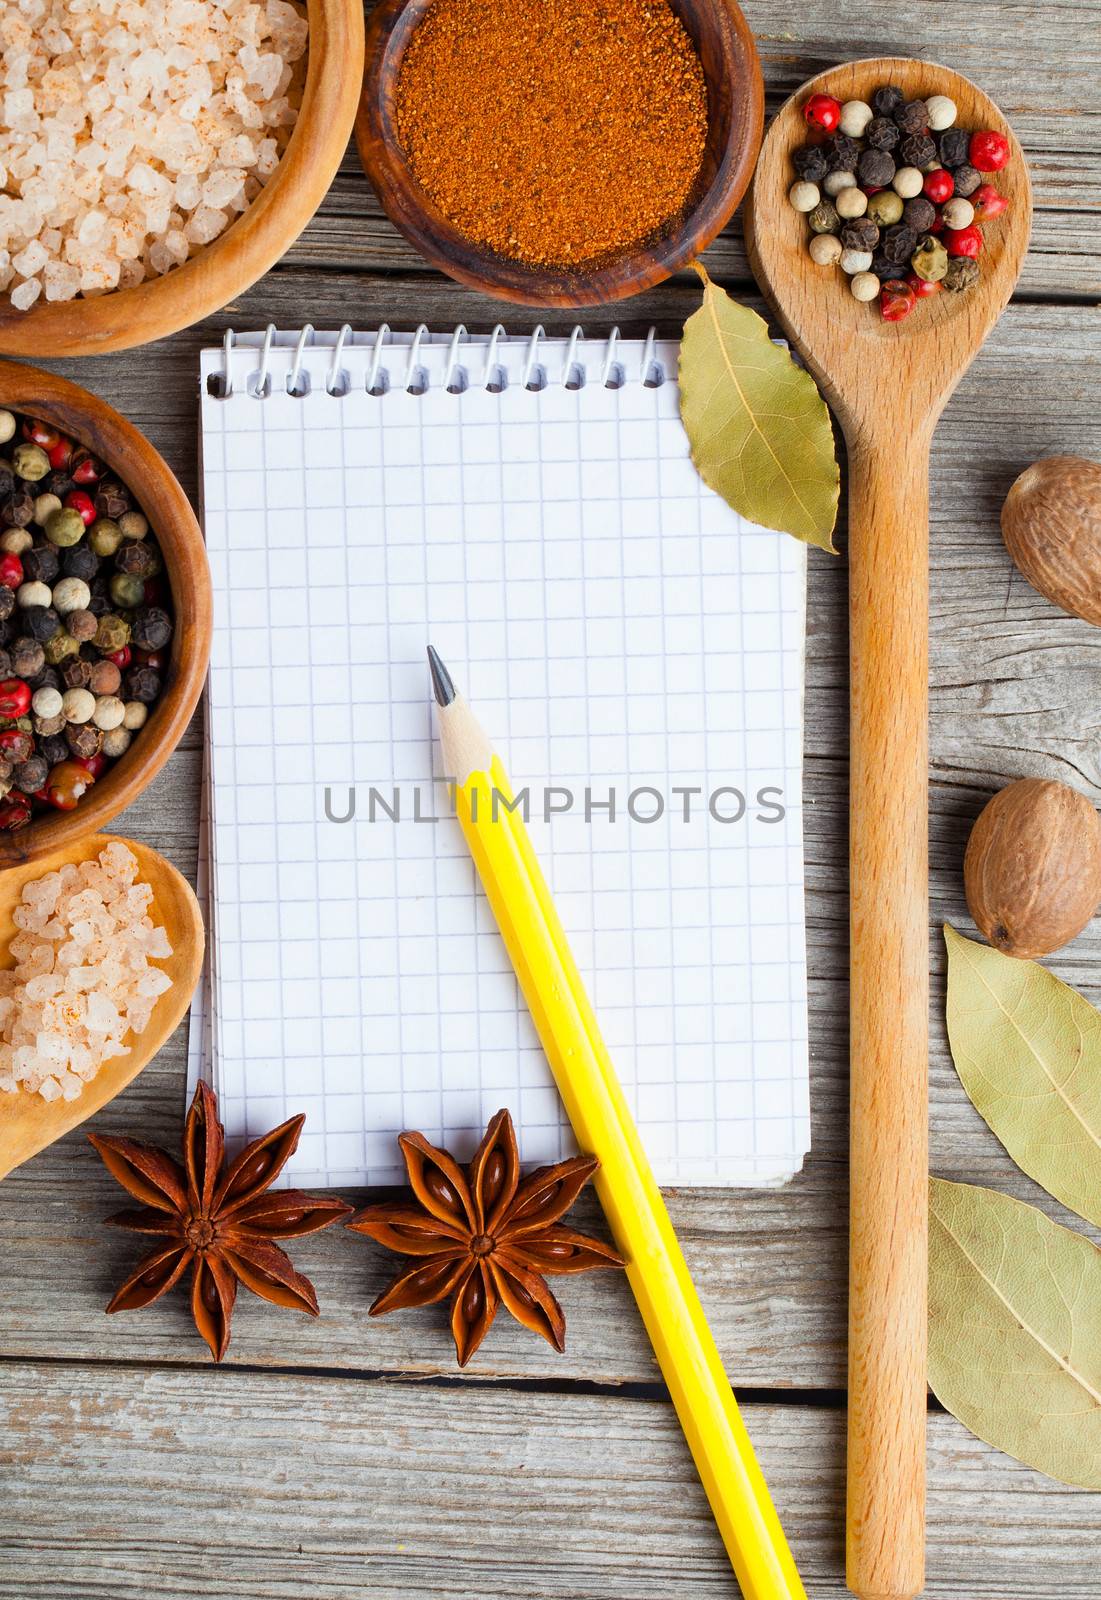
top-left (0, 842), bottom-right (174, 1103)
top-left (0, 0), bottom-right (307, 310)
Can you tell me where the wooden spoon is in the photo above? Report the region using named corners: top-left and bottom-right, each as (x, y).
top-left (0, 834), bottom-right (203, 1180)
top-left (745, 59), bottom-right (1032, 1600)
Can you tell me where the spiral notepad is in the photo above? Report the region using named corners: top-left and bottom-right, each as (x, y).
top-left (194, 326), bottom-right (810, 1189)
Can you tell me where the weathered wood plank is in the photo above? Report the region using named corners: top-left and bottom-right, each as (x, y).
top-left (3, 1364), bottom-right (1098, 1599)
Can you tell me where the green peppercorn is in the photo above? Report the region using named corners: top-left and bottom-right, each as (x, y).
top-left (807, 199), bottom-right (840, 235)
top-left (944, 255), bottom-right (981, 292)
top-left (45, 507), bottom-right (86, 548)
top-left (910, 234), bottom-right (949, 283)
top-left (12, 444), bottom-right (49, 482)
top-left (43, 631), bottom-right (79, 667)
top-left (94, 613), bottom-right (131, 654)
top-left (866, 189), bottom-right (904, 227)
top-left (109, 572), bottom-right (145, 609)
top-left (88, 518), bottom-right (122, 557)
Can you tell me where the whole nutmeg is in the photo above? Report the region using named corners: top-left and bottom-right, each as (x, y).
top-left (1000, 456), bottom-right (1101, 626)
top-left (964, 778), bottom-right (1101, 958)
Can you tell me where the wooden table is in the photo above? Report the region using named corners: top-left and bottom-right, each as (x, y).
top-left (4, 6), bottom-right (1101, 1596)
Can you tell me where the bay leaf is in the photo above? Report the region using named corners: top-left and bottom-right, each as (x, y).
top-left (944, 924), bottom-right (1101, 1228)
top-left (929, 1176), bottom-right (1101, 1489)
top-left (679, 263), bottom-right (839, 553)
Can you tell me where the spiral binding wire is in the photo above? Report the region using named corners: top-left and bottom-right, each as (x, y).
top-left (210, 324), bottom-right (667, 398)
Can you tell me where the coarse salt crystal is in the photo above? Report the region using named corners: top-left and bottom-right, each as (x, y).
top-left (9, 276), bottom-right (40, 309)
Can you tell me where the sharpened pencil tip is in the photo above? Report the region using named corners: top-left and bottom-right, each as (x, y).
top-left (427, 645), bottom-right (456, 707)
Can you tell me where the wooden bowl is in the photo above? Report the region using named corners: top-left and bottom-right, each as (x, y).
top-left (356, 0), bottom-right (763, 307)
top-left (0, 0), bottom-right (364, 359)
top-left (0, 361), bottom-right (212, 865)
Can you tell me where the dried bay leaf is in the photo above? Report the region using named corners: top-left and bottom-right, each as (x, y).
top-left (679, 263), bottom-right (839, 553)
top-left (929, 1177), bottom-right (1101, 1489)
top-left (944, 924), bottom-right (1101, 1229)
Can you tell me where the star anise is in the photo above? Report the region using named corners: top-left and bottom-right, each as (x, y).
top-left (89, 1082), bottom-right (352, 1361)
top-left (346, 1108), bottom-right (624, 1366)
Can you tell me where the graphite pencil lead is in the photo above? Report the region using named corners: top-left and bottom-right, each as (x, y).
top-left (427, 645), bottom-right (456, 708)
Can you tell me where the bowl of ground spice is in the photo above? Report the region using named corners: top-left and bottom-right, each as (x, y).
top-left (357, 0), bottom-right (763, 306)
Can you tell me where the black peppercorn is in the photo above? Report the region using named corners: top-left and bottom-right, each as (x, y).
top-left (62, 658), bottom-right (93, 689)
top-left (882, 224), bottom-right (918, 265)
top-left (825, 132), bottom-right (860, 172)
top-left (115, 540), bottom-right (159, 579)
top-left (39, 732), bottom-right (69, 766)
top-left (0, 649), bottom-right (11, 679)
top-left (937, 127), bottom-right (970, 168)
top-left (841, 216), bottom-right (880, 253)
top-left (951, 162), bottom-right (981, 198)
top-left (865, 116), bottom-right (900, 152)
top-left (124, 666), bottom-right (161, 704)
top-left (893, 100), bottom-right (929, 135)
top-left (899, 132), bottom-right (936, 168)
top-left (2, 491), bottom-right (34, 529)
top-left (872, 85), bottom-right (903, 116)
top-left (0, 586), bottom-right (13, 622)
top-left (88, 593), bottom-right (112, 620)
top-left (26, 665), bottom-right (61, 693)
top-left (94, 479), bottom-right (131, 521)
top-left (792, 143), bottom-right (828, 182)
top-left (902, 196), bottom-right (936, 233)
top-left (61, 544), bottom-right (99, 582)
top-left (0, 464), bottom-right (11, 499)
top-left (42, 469), bottom-right (73, 501)
top-left (944, 256), bottom-right (981, 292)
top-left (24, 605), bottom-right (61, 643)
top-left (65, 722), bottom-right (103, 759)
top-left (857, 147), bottom-right (895, 189)
top-left (131, 606), bottom-right (173, 653)
top-left (13, 755), bottom-right (47, 794)
top-left (22, 544), bottom-right (59, 585)
top-left (10, 638), bottom-right (44, 678)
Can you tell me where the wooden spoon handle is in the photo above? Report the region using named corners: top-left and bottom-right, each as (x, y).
top-left (846, 432), bottom-right (930, 1600)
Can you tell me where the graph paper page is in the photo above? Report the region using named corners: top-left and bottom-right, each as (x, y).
top-left (198, 330), bottom-right (810, 1188)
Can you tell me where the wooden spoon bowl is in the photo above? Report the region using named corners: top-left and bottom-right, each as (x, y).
top-left (0, 833), bottom-right (203, 1180)
top-left (0, 361), bottom-right (212, 866)
top-left (0, 0), bottom-right (364, 358)
top-left (357, 0), bottom-right (763, 307)
top-left (745, 58), bottom-right (1031, 1600)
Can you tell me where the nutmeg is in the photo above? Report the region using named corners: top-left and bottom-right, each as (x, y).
top-left (964, 777), bottom-right (1101, 958)
top-left (1001, 456), bottom-right (1101, 626)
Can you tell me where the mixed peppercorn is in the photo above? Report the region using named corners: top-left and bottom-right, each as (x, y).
top-left (789, 85), bottom-right (1012, 320)
top-left (0, 409), bottom-right (172, 829)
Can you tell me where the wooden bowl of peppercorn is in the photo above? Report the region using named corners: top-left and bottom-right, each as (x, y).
top-left (0, 362), bottom-right (211, 865)
top-left (357, 0), bottom-right (764, 307)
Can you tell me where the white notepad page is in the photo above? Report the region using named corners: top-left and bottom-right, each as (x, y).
top-left (197, 328), bottom-right (809, 1189)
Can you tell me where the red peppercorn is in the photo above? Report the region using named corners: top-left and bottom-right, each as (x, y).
top-left (944, 224), bottom-right (983, 258)
top-left (47, 438), bottom-right (72, 470)
top-left (134, 648), bottom-right (165, 671)
top-left (21, 418), bottom-right (60, 450)
top-left (75, 753), bottom-right (108, 779)
top-left (971, 183), bottom-right (1008, 221)
top-left (0, 790), bottom-right (31, 830)
top-left (0, 729), bottom-right (32, 762)
top-left (969, 130), bottom-right (1010, 172)
top-left (143, 578), bottom-right (165, 606)
top-left (70, 449), bottom-right (103, 485)
top-left (880, 279), bottom-right (917, 322)
top-left (0, 679), bottom-right (31, 718)
top-left (904, 272), bottom-right (943, 298)
top-left (928, 214), bottom-right (946, 235)
top-left (803, 93), bottom-right (841, 134)
top-left (923, 169), bottom-right (954, 204)
top-left (64, 489), bottom-right (97, 527)
top-left (43, 760), bottom-right (95, 811)
top-left (0, 553), bottom-right (23, 590)
top-left (108, 646), bottom-right (132, 669)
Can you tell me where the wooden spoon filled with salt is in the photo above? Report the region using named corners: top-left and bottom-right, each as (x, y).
top-left (745, 57), bottom-right (1031, 1600)
top-left (0, 834), bottom-right (203, 1180)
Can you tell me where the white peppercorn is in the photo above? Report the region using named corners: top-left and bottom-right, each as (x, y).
top-left (33, 493), bottom-right (62, 526)
top-left (839, 99), bottom-right (874, 138)
top-left (122, 700), bottom-right (148, 731)
top-left (31, 686), bottom-right (63, 720)
top-left (17, 581), bottom-right (52, 610)
top-left (835, 186), bottom-right (868, 219)
top-left (102, 726), bottom-right (132, 759)
top-left (118, 510), bottom-right (148, 540)
top-left (0, 528), bottom-right (32, 556)
top-left (822, 169), bottom-right (857, 197)
top-left (808, 232), bottom-right (843, 266)
top-left (92, 695), bottom-right (125, 731)
top-left (788, 180), bottom-right (820, 212)
top-left (891, 165), bottom-right (924, 199)
top-left (0, 411), bottom-right (15, 445)
top-left (52, 577), bottom-right (91, 615)
top-left (840, 247), bottom-right (873, 275)
top-left (61, 687), bottom-right (95, 724)
top-left (924, 94), bottom-right (957, 132)
top-left (941, 196), bottom-right (976, 230)
top-left (850, 272), bottom-right (881, 302)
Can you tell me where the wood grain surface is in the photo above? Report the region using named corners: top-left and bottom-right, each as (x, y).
top-left (2, 2), bottom-right (1100, 1595)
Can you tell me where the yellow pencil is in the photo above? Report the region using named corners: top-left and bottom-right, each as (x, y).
top-left (427, 647), bottom-right (806, 1600)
